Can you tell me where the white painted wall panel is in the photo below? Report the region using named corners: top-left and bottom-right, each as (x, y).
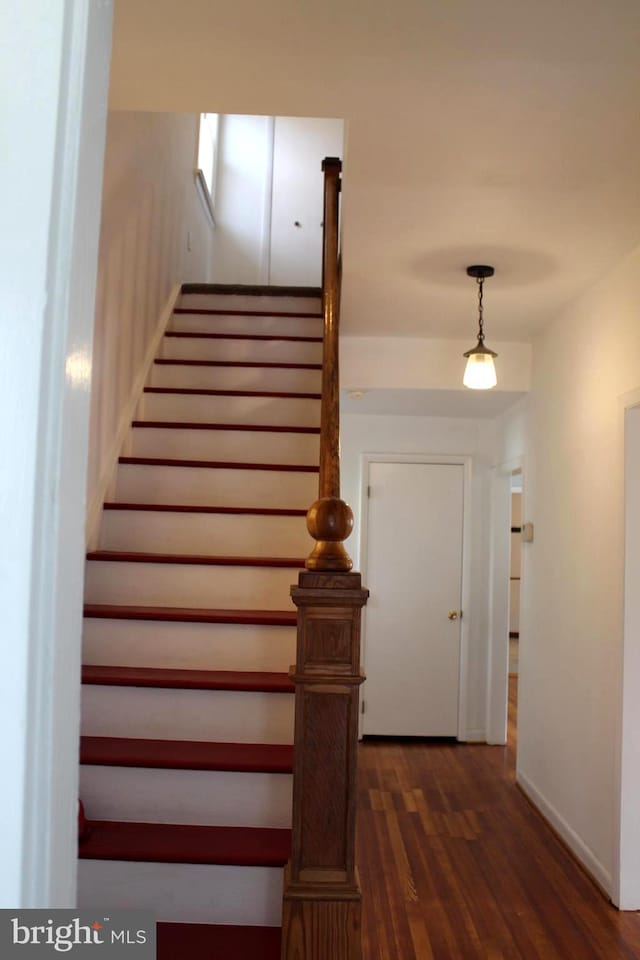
top-left (87, 112), bottom-right (214, 541)
top-left (518, 244), bottom-right (640, 901)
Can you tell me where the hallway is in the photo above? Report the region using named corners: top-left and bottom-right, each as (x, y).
top-left (357, 681), bottom-right (640, 959)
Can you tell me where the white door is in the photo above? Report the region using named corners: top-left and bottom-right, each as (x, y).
top-left (363, 461), bottom-right (464, 736)
top-left (269, 117), bottom-right (344, 287)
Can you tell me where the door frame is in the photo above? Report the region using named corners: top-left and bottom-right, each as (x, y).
top-left (0, 0), bottom-right (113, 906)
top-left (359, 453), bottom-right (472, 740)
top-left (613, 388), bottom-right (640, 908)
top-left (487, 455), bottom-right (525, 745)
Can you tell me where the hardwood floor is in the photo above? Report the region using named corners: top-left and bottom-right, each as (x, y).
top-left (357, 678), bottom-right (640, 959)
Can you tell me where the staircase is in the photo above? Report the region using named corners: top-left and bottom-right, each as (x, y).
top-left (78, 285), bottom-right (323, 957)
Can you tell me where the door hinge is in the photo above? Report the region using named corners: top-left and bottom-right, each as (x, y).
top-left (361, 700), bottom-right (366, 715)
top-left (367, 485), bottom-right (371, 498)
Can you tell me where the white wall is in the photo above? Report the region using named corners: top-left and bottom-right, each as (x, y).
top-left (518, 243), bottom-right (640, 900)
top-left (495, 395), bottom-right (528, 466)
top-left (341, 413), bottom-right (497, 740)
top-left (87, 111), bottom-right (213, 543)
top-left (0, 0), bottom-right (111, 906)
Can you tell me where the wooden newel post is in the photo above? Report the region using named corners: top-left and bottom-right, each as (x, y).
top-left (281, 570), bottom-right (368, 960)
top-left (282, 155), bottom-right (368, 958)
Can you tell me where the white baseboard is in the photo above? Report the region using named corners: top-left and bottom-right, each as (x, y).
top-left (85, 282), bottom-right (181, 548)
top-left (517, 769), bottom-right (612, 897)
top-left (463, 728), bottom-right (486, 743)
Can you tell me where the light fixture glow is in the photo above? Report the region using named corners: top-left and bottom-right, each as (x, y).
top-left (463, 352), bottom-right (497, 389)
top-left (463, 265), bottom-right (498, 390)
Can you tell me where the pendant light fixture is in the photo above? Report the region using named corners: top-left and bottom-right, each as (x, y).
top-left (463, 264), bottom-right (497, 390)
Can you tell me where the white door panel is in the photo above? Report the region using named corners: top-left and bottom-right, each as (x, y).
top-left (269, 118), bottom-right (344, 287)
top-left (363, 461), bottom-right (464, 737)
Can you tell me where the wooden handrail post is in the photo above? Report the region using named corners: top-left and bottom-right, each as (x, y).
top-left (306, 158), bottom-right (353, 573)
top-left (281, 158), bottom-right (368, 960)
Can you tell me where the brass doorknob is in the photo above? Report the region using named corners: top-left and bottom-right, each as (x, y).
top-left (448, 610), bottom-right (459, 620)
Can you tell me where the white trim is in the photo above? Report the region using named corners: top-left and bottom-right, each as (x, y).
top-left (487, 455), bottom-right (524, 744)
top-left (7, 0), bottom-right (113, 906)
top-left (194, 168), bottom-right (216, 228)
top-left (86, 282), bottom-right (181, 548)
top-left (260, 117), bottom-right (276, 285)
top-left (613, 388), bottom-right (640, 908)
top-left (358, 452), bottom-right (472, 741)
top-left (465, 728), bottom-right (486, 743)
top-left (518, 770), bottom-right (612, 897)
top-left (618, 386), bottom-right (640, 413)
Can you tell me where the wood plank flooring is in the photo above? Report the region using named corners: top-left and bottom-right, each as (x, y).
top-left (357, 679), bottom-right (640, 959)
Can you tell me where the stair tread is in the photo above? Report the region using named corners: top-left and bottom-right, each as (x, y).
top-left (155, 358), bottom-right (321, 370)
top-left (82, 665), bottom-right (294, 692)
top-left (79, 820), bottom-right (291, 866)
top-left (157, 922), bottom-right (281, 959)
top-left (165, 330), bottom-right (322, 342)
top-left (181, 281), bottom-right (320, 298)
top-left (80, 736), bottom-right (293, 772)
top-left (103, 502), bottom-right (308, 516)
top-left (118, 455), bottom-right (318, 472)
top-left (174, 307), bottom-right (321, 318)
top-left (143, 386), bottom-right (321, 399)
top-left (83, 604), bottom-right (297, 625)
top-left (131, 420), bottom-right (320, 433)
top-left (87, 550), bottom-right (306, 568)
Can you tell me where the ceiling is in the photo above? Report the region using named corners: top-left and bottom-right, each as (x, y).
top-left (111, 0), bottom-right (640, 343)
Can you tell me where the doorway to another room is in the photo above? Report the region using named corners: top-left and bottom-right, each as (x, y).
top-left (509, 471), bottom-right (523, 754)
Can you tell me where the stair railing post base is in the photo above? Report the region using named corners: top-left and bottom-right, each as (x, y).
top-left (281, 570), bottom-right (368, 960)
top-left (281, 864), bottom-right (362, 960)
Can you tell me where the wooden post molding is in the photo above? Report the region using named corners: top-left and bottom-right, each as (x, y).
top-left (281, 571), bottom-right (368, 960)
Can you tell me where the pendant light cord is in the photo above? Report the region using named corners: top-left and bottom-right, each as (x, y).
top-left (477, 277), bottom-right (485, 344)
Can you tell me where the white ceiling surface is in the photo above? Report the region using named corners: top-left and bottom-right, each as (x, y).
top-left (111, 0), bottom-right (640, 342)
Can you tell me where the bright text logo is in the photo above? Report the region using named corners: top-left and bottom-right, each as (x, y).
top-left (0, 911), bottom-right (155, 958)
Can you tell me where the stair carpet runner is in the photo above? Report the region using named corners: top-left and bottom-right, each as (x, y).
top-left (78, 287), bottom-right (322, 958)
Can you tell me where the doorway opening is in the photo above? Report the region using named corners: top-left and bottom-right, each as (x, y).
top-left (488, 455), bottom-right (524, 746)
top-left (508, 470), bottom-right (523, 756)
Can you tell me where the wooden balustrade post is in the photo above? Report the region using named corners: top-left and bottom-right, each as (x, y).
top-left (306, 158), bottom-right (351, 574)
top-left (281, 156), bottom-right (368, 959)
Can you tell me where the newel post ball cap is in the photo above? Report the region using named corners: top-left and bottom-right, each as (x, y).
top-left (306, 497), bottom-right (354, 542)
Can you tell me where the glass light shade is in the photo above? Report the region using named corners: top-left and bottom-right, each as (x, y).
top-left (463, 351), bottom-right (497, 390)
